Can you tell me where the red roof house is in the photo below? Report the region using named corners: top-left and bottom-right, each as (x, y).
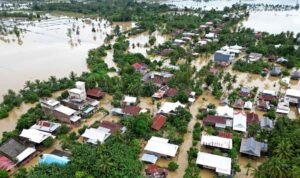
top-left (99, 121), bottom-right (124, 134)
top-left (0, 155), bottom-right (15, 171)
top-left (122, 106), bottom-right (142, 116)
top-left (246, 113), bottom-right (259, 125)
top-left (151, 114), bottom-right (167, 131)
top-left (203, 115), bottom-right (227, 125)
top-left (165, 88), bottom-right (178, 98)
top-left (218, 131), bottom-right (233, 139)
top-left (87, 88), bottom-right (105, 100)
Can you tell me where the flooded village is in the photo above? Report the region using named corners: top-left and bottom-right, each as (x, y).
top-left (0, 0), bottom-right (300, 178)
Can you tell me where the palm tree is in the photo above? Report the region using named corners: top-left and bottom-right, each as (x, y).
top-left (263, 158), bottom-right (288, 178)
top-left (273, 139), bottom-right (293, 160)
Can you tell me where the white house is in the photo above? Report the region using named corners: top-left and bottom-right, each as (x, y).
top-left (20, 129), bottom-right (55, 144)
top-left (196, 152), bottom-right (232, 175)
top-left (216, 105), bottom-right (234, 119)
top-left (30, 120), bottom-right (61, 133)
top-left (122, 96), bottom-right (137, 106)
top-left (233, 112), bottom-right (247, 132)
top-left (276, 101), bottom-right (290, 114)
top-left (285, 89), bottom-right (300, 104)
top-left (201, 134), bottom-right (232, 149)
top-left (144, 136), bottom-right (179, 157)
top-left (81, 128), bottom-right (111, 144)
top-left (158, 101), bottom-right (185, 114)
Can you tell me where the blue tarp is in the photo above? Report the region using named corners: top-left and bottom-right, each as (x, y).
top-left (39, 154), bottom-right (70, 166)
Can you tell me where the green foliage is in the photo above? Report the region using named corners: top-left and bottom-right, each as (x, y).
top-left (233, 60), bottom-right (271, 75)
top-left (121, 113), bottom-right (152, 138)
top-left (192, 123), bottom-right (202, 141)
top-left (167, 107), bottom-right (192, 134)
top-left (0, 170), bottom-right (8, 178)
top-left (42, 137), bottom-right (54, 148)
top-left (168, 161), bottom-right (179, 171)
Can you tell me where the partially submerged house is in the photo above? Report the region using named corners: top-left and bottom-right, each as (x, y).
top-left (41, 98), bottom-right (81, 124)
top-left (239, 87), bottom-right (251, 98)
top-left (0, 139), bottom-right (36, 165)
top-left (99, 121), bottom-right (126, 134)
top-left (276, 101), bottom-right (290, 114)
top-left (246, 113), bottom-right (259, 125)
top-left (132, 63), bottom-right (148, 74)
top-left (158, 101), bottom-right (185, 115)
top-left (20, 129), bottom-right (55, 144)
top-left (285, 89), bottom-right (300, 104)
top-left (233, 112), bottom-right (247, 132)
top-left (0, 155), bottom-right (15, 172)
top-left (216, 105), bottom-right (234, 119)
top-left (248, 52), bottom-right (263, 62)
top-left (203, 115), bottom-right (232, 129)
top-left (214, 50), bottom-right (234, 66)
top-left (233, 98), bottom-right (244, 109)
top-left (86, 88), bottom-right (105, 100)
top-left (81, 128), bottom-right (111, 144)
top-left (201, 134), bottom-right (232, 150)
top-left (260, 117), bottom-right (274, 130)
top-left (144, 137), bottom-right (179, 158)
top-left (291, 71), bottom-right (300, 80)
top-left (143, 71), bottom-right (173, 88)
top-left (270, 66), bottom-right (282, 77)
top-left (196, 152), bottom-right (232, 176)
top-left (30, 120), bottom-right (61, 133)
top-left (151, 114), bottom-right (167, 131)
top-left (240, 137), bottom-right (268, 157)
top-left (144, 164), bottom-right (168, 178)
top-left (61, 81), bottom-right (88, 111)
top-left (122, 96), bottom-right (138, 106)
top-left (244, 101), bottom-right (253, 110)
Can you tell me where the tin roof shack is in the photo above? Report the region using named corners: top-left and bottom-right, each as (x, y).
top-left (285, 89), bottom-right (300, 105)
top-left (196, 152), bottom-right (232, 176)
top-left (30, 120), bottom-right (61, 133)
top-left (99, 121), bottom-right (126, 134)
top-left (144, 137), bottom-right (179, 158)
top-left (248, 52), bottom-right (263, 62)
top-left (151, 114), bottom-right (167, 131)
top-left (214, 50), bottom-right (235, 66)
top-left (201, 134), bottom-right (232, 150)
top-left (203, 115), bottom-right (232, 129)
top-left (86, 88), bottom-right (105, 100)
top-left (260, 117), bottom-right (274, 130)
top-left (233, 112), bottom-right (247, 133)
top-left (0, 139), bottom-right (36, 166)
top-left (158, 101), bottom-right (185, 115)
top-left (240, 137), bottom-right (268, 157)
top-left (81, 127), bottom-right (111, 144)
top-left (270, 66), bottom-right (282, 77)
top-left (20, 129), bottom-right (55, 145)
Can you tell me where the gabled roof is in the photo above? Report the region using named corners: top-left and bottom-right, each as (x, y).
top-left (203, 115), bottom-right (227, 125)
top-left (165, 88), bottom-right (178, 97)
top-left (240, 137), bottom-right (267, 157)
top-left (151, 114), bottom-right (167, 131)
top-left (0, 155), bottom-right (15, 170)
top-left (20, 129), bottom-right (55, 144)
top-left (99, 121), bottom-right (124, 134)
top-left (81, 128), bottom-right (111, 144)
top-left (158, 101), bottom-right (185, 114)
top-left (122, 106), bottom-right (142, 116)
top-left (144, 137), bottom-right (179, 157)
top-left (196, 152), bottom-right (232, 175)
top-left (0, 139), bottom-right (27, 159)
top-left (233, 112), bottom-right (247, 132)
top-left (216, 105), bottom-right (234, 118)
top-left (201, 134), bottom-right (232, 149)
top-left (246, 113), bottom-right (259, 124)
top-left (260, 117), bottom-right (274, 129)
top-left (31, 120), bottom-right (61, 133)
top-left (86, 88), bottom-right (105, 98)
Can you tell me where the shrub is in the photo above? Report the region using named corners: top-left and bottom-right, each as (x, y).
top-left (168, 161), bottom-right (179, 171)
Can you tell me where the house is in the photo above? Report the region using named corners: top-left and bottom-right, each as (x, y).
top-left (219, 98), bottom-right (229, 106)
top-left (218, 131), bottom-right (233, 139)
top-left (188, 91), bottom-right (196, 103)
top-left (0, 155), bottom-right (15, 171)
top-left (20, 129), bottom-right (55, 144)
top-left (99, 121), bottom-right (126, 134)
top-left (276, 101), bottom-right (290, 114)
top-left (203, 115), bottom-right (232, 129)
top-left (260, 117), bottom-right (274, 130)
top-left (81, 128), bottom-right (111, 144)
top-left (201, 134), bottom-right (232, 150)
top-left (122, 106), bottom-right (143, 116)
top-left (0, 139), bottom-right (36, 165)
top-left (151, 114), bottom-right (167, 131)
top-left (285, 89), bottom-right (300, 104)
top-left (144, 164), bottom-right (168, 178)
top-left (291, 71), bottom-right (300, 80)
top-left (132, 63), bottom-right (148, 74)
top-left (205, 32), bottom-right (216, 39)
top-left (240, 137), bottom-right (268, 157)
top-left (270, 66), bottom-right (282, 77)
top-left (30, 120), bottom-right (61, 133)
top-left (158, 101), bottom-right (185, 115)
top-left (152, 86), bottom-right (169, 99)
top-left (244, 101), bottom-right (253, 110)
top-left (276, 57), bottom-right (288, 63)
top-left (239, 87), bottom-right (251, 98)
top-left (144, 137), bottom-right (179, 157)
top-left (233, 99), bottom-right (244, 109)
top-left (143, 72), bottom-right (174, 88)
top-left (173, 39), bottom-right (185, 46)
top-left (61, 81), bottom-right (88, 110)
top-left (41, 98), bottom-right (81, 124)
top-left (249, 52), bottom-right (263, 62)
top-left (86, 88), bottom-right (105, 100)
top-left (140, 154), bottom-right (158, 164)
top-left (214, 50), bottom-right (234, 65)
top-left (196, 152), bottom-right (232, 176)
top-left (259, 90), bottom-right (277, 102)
top-left (122, 96), bottom-right (138, 106)
top-left (216, 105), bottom-right (234, 119)
top-left (233, 112), bottom-right (247, 132)
top-left (257, 99), bottom-right (270, 111)
top-left (164, 88), bottom-right (178, 98)
top-left (246, 113), bottom-right (259, 125)
top-left (221, 45), bottom-right (241, 55)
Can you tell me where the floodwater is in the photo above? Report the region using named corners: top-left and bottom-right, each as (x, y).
top-left (128, 31), bottom-right (169, 57)
top-left (157, 0), bottom-right (298, 10)
top-left (242, 10), bottom-right (300, 35)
